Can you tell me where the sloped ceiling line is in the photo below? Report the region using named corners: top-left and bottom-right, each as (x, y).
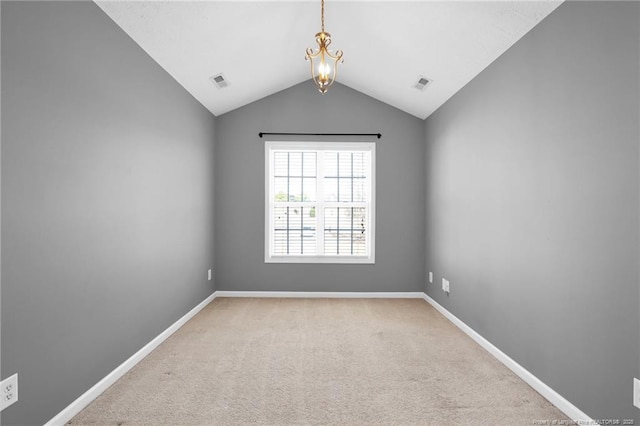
top-left (95, 1), bottom-right (563, 119)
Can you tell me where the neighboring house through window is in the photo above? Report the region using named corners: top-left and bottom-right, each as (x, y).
top-left (265, 141), bottom-right (375, 264)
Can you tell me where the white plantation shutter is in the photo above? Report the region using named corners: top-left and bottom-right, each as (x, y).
top-left (272, 151), bottom-right (318, 255)
top-left (265, 142), bottom-right (375, 264)
top-left (322, 151), bottom-right (369, 256)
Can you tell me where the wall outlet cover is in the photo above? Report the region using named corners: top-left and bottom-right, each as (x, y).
top-left (634, 378), bottom-right (640, 409)
top-left (0, 374), bottom-right (18, 412)
top-left (208, 269), bottom-right (212, 281)
top-left (429, 272), bottom-right (433, 283)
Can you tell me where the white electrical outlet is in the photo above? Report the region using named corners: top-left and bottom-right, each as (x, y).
top-left (208, 269), bottom-right (212, 281)
top-left (634, 378), bottom-right (640, 409)
top-left (0, 374), bottom-right (18, 411)
top-left (441, 278), bottom-right (450, 294)
top-left (429, 272), bottom-right (433, 283)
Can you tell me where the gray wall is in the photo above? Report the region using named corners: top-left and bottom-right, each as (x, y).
top-left (216, 81), bottom-right (425, 292)
top-left (0, 1), bottom-right (3, 424)
top-left (424, 1), bottom-right (639, 422)
top-left (1, 2), bottom-right (215, 425)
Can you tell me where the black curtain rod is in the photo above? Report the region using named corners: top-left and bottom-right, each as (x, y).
top-left (259, 132), bottom-right (382, 139)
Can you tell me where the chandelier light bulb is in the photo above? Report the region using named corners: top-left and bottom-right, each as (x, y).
top-left (318, 62), bottom-right (331, 82)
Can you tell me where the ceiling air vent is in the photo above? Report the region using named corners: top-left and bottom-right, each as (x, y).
top-left (210, 73), bottom-right (229, 89)
top-left (414, 76), bottom-right (432, 91)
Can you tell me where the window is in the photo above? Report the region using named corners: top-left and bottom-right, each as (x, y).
top-left (265, 141), bottom-right (375, 264)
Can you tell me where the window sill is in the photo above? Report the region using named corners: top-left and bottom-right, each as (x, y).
top-left (265, 255), bottom-right (375, 264)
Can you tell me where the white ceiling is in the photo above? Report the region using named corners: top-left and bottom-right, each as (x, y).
top-left (95, 1), bottom-right (563, 119)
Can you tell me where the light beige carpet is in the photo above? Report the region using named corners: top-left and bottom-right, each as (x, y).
top-left (69, 298), bottom-right (570, 425)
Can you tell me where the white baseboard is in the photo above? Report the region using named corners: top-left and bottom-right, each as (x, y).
top-left (422, 293), bottom-right (594, 424)
top-left (215, 291), bottom-right (425, 299)
top-left (45, 292), bottom-right (217, 426)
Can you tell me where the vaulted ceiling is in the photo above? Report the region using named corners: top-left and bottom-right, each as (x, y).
top-left (95, 1), bottom-right (563, 119)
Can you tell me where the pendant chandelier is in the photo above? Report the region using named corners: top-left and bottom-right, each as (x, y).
top-left (305, 0), bottom-right (344, 94)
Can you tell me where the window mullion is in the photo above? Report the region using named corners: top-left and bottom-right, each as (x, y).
top-left (351, 154), bottom-right (354, 255)
top-left (268, 148), bottom-right (274, 259)
top-left (286, 153), bottom-right (290, 255)
top-left (316, 151), bottom-right (325, 256)
top-left (273, 201), bottom-right (316, 208)
top-left (336, 152), bottom-right (340, 255)
top-left (301, 153), bottom-right (306, 254)
top-left (322, 202), bottom-right (366, 208)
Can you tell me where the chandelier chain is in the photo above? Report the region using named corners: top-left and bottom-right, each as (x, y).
top-left (321, 0), bottom-right (325, 33)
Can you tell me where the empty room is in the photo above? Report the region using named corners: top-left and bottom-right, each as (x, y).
top-left (1, 0), bottom-right (639, 425)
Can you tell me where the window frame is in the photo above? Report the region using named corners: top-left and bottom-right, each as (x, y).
top-left (264, 141), bottom-right (376, 264)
